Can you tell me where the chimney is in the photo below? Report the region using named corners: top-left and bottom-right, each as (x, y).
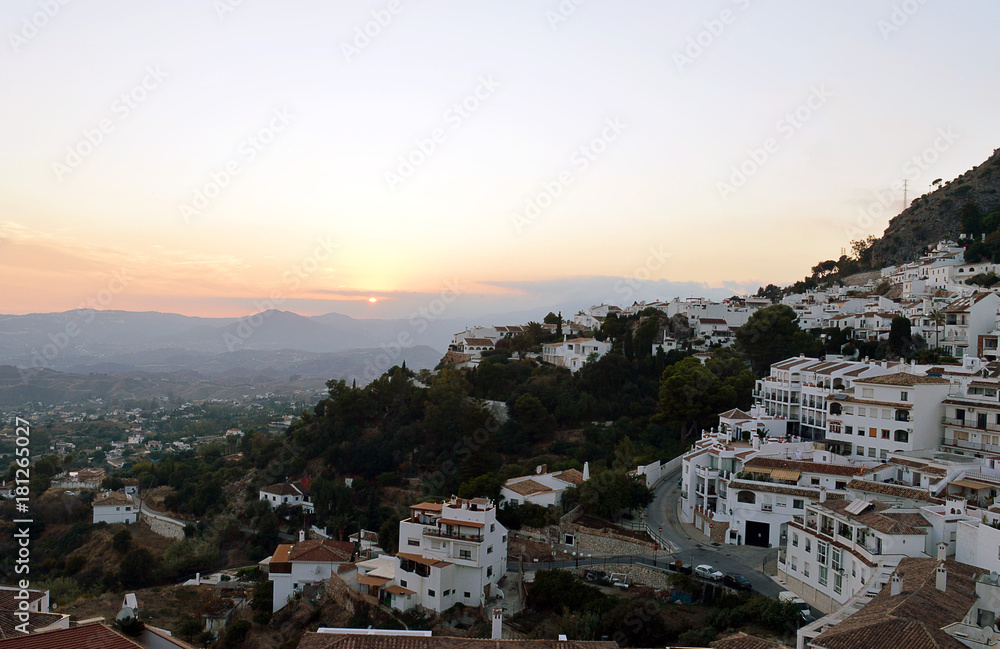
top-left (491, 608), bottom-right (503, 640)
top-left (582, 462), bottom-right (590, 481)
top-left (537, 464), bottom-right (547, 475)
top-left (937, 541), bottom-right (947, 561)
top-left (819, 486), bottom-right (827, 503)
top-left (936, 563), bottom-right (947, 592)
top-left (558, 636), bottom-right (568, 642)
top-left (299, 529), bottom-right (306, 542)
top-left (890, 573), bottom-right (903, 596)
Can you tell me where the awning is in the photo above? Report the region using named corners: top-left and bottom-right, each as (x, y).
top-left (358, 575), bottom-right (391, 587)
top-left (747, 466), bottom-right (772, 475)
top-left (770, 469), bottom-right (801, 482)
top-left (951, 479), bottom-right (995, 491)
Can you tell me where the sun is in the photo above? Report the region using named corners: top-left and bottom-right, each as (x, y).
top-left (368, 297), bottom-right (377, 303)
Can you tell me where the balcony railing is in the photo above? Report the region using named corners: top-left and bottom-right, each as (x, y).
top-left (943, 417), bottom-right (1000, 434)
top-left (423, 528), bottom-right (483, 542)
top-left (940, 437), bottom-right (1000, 453)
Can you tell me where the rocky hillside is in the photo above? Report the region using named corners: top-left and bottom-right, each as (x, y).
top-left (870, 147), bottom-right (1000, 267)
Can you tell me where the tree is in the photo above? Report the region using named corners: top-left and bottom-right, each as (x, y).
top-left (734, 305), bottom-right (822, 375)
top-left (512, 394), bottom-right (556, 444)
top-left (543, 312), bottom-right (560, 325)
top-left (928, 309), bottom-right (945, 350)
top-left (119, 548), bottom-right (158, 588)
top-left (112, 528), bottom-right (132, 554)
top-left (658, 355), bottom-right (753, 449)
top-left (887, 316), bottom-right (913, 358)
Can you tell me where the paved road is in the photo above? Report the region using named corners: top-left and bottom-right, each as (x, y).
top-left (644, 468), bottom-right (784, 599)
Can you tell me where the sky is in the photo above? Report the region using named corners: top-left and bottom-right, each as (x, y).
top-left (2, 0), bottom-right (999, 320)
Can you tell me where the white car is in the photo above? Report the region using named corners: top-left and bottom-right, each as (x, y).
top-left (694, 564), bottom-right (723, 581)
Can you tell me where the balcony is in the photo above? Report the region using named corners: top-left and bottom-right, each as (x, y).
top-left (423, 528), bottom-right (484, 543)
top-left (942, 417), bottom-right (1000, 434)
top-left (940, 436), bottom-right (1000, 454)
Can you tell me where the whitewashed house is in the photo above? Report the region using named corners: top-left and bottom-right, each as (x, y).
top-left (92, 491), bottom-right (138, 525)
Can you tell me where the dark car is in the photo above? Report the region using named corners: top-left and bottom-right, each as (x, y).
top-left (724, 573), bottom-right (753, 591)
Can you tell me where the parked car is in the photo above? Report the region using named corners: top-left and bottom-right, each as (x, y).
top-left (694, 564), bottom-right (723, 581)
top-left (779, 591), bottom-right (813, 620)
top-left (724, 573), bottom-right (753, 591)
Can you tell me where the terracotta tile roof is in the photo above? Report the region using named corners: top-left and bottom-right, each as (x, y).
top-left (396, 552), bottom-right (451, 568)
top-left (818, 499), bottom-right (930, 535)
top-left (92, 491), bottom-right (134, 508)
top-left (0, 623), bottom-right (142, 649)
top-left (297, 634), bottom-right (620, 649)
top-left (0, 612), bottom-right (65, 639)
top-left (854, 373), bottom-right (949, 386)
top-left (288, 539), bottom-right (354, 563)
top-left (463, 338), bottom-right (495, 346)
top-left (845, 479), bottom-right (942, 503)
top-left (744, 457), bottom-right (870, 477)
top-left (555, 469), bottom-right (585, 485)
top-left (260, 483), bottom-right (304, 496)
top-left (718, 408), bottom-right (752, 420)
top-left (410, 502), bottom-right (443, 512)
top-left (711, 632), bottom-right (793, 649)
top-left (889, 458), bottom-right (948, 476)
top-left (0, 590), bottom-right (45, 611)
top-left (810, 557), bottom-right (979, 649)
top-left (728, 480), bottom-right (828, 499)
top-left (504, 479), bottom-right (552, 496)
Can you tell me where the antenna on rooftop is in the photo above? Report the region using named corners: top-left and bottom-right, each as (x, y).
top-left (902, 179), bottom-right (908, 209)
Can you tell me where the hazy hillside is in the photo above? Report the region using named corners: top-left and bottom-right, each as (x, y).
top-left (870, 147), bottom-right (1000, 267)
top-left (0, 344), bottom-right (442, 406)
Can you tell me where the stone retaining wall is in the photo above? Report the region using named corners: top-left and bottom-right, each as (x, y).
top-left (143, 514), bottom-right (185, 539)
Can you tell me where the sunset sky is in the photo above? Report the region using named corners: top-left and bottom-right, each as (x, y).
top-left (2, 0), bottom-right (999, 319)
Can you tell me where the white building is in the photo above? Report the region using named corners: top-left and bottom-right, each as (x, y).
top-left (259, 482), bottom-right (313, 514)
top-left (541, 338), bottom-right (611, 372)
top-left (357, 496), bottom-right (507, 613)
top-left (265, 537), bottom-right (355, 612)
top-left (826, 372), bottom-right (952, 460)
top-left (500, 464), bottom-right (587, 507)
top-left (92, 491), bottom-right (138, 525)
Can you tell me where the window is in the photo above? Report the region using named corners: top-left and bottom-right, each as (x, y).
top-left (464, 591), bottom-right (471, 598)
top-left (834, 572), bottom-right (843, 595)
top-left (901, 391), bottom-right (908, 401)
top-left (882, 409), bottom-right (891, 420)
top-left (792, 533), bottom-right (799, 547)
top-left (428, 589), bottom-right (436, 597)
top-left (859, 407), bottom-right (867, 416)
top-left (857, 427), bottom-right (864, 436)
top-left (862, 388), bottom-right (874, 398)
top-left (852, 560), bottom-right (856, 577)
top-left (832, 548), bottom-right (843, 572)
top-left (869, 448), bottom-right (876, 458)
top-left (819, 565), bottom-right (828, 587)
top-left (400, 580), bottom-right (407, 587)
top-left (845, 425), bottom-right (853, 435)
top-left (459, 549), bottom-right (472, 560)
top-left (407, 538), bottom-right (419, 546)
top-left (803, 562), bottom-right (810, 578)
top-left (487, 566), bottom-right (493, 577)
top-left (487, 545), bottom-right (494, 554)
top-left (502, 535), bottom-right (507, 542)
top-left (894, 430), bottom-right (909, 443)
top-left (443, 589), bottom-right (451, 596)
top-left (793, 499), bottom-right (804, 509)
top-left (805, 539), bottom-right (811, 553)
top-left (836, 481), bottom-right (846, 490)
top-left (490, 524), bottom-right (495, 532)
top-left (869, 427), bottom-right (877, 438)
top-left (881, 429), bottom-right (890, 439)
top-left (818, 542), bottom-right (829, 565)
top-left (738, 491), bottom-right (756, 504)
top-left (856, 446), bottom-right (864, 455)
top-left (811, 477), bottom-right (820, 486)
top-left (791, 555), bottom-right (798, 571)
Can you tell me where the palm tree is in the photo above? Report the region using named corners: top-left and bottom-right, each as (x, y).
top-left (929, 309), bottom-right (946, 351)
